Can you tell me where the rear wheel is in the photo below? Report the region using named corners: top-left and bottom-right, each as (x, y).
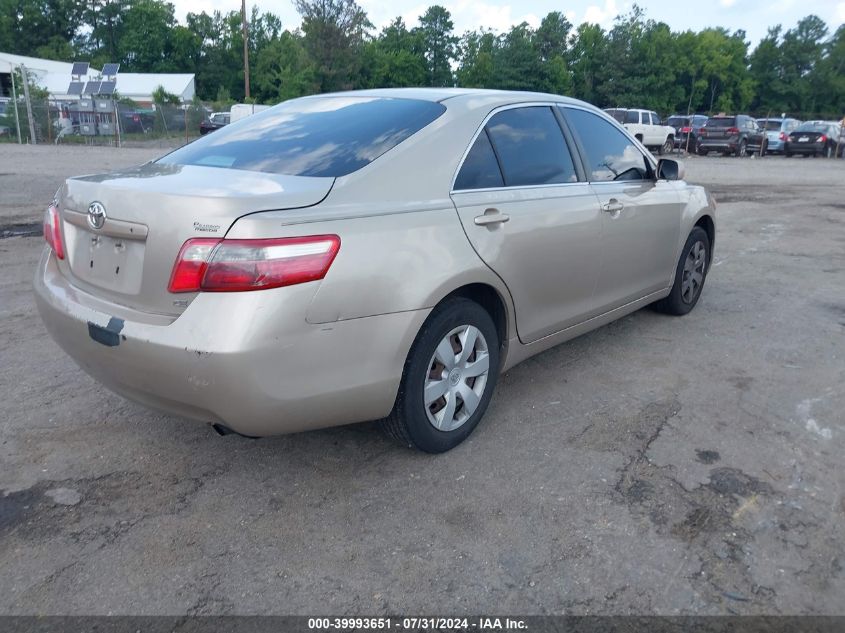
top-left (653, 227), bottom-right (710, 316)
top-left (735, 139), bottom-right (747, 157)
top-left (659, 137), bottom-right (673, 155)
top-left (381, 297), bottom-right (500, 453)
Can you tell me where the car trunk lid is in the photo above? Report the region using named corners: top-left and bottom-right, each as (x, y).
top-left (58, 163), bottom-right (334, 315)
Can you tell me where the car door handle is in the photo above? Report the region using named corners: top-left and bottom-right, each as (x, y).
top-left (474, 209), bottom-right (510, 226)
top-left (602, 199), bottom-right (624, 213)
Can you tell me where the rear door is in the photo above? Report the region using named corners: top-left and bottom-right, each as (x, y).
top-left (560, 106), bottom-right (682, 310)
top-left (450, 105), bottom-right (604, 343)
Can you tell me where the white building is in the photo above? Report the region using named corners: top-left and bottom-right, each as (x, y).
top-left (0, 52), bottom-right (195, 104)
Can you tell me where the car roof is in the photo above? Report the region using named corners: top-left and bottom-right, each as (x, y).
top-left (304, 87), bottom-right (593, 114)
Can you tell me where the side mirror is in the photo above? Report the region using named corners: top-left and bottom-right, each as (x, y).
top-left (656, 158), bottom-right (684, 181)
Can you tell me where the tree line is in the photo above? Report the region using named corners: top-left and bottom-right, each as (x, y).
top-left (1, 0), bottom-right (843, 118)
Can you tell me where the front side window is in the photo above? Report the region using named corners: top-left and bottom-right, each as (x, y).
top-left (563, 107), bottom-right (650, 182)
top-left (454, 130), bottom-right (504, 190)
top-left (484, 107), bottom-right (578, 187)
top-left (624, 110), bottom-right (640, 124)
top-left (158, 96), bottom-right (446, 177)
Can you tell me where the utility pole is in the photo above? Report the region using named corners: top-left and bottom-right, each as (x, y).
top-left (10, 66), bottom-right (21, 144)
top-left (20, 65), bottom-right (38, 144)
top-left (241, 0), bottom-right (250, 100)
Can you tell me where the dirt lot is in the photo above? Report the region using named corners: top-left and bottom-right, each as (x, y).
top-left (0, 146), bottom-right (843, 615)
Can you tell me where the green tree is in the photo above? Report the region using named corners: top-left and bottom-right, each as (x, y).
top-left (415, 5), bottom-right (457, 86)
top-left (294, 0), bottom-right (372, 92)
top-left (254, 31), bottom-right (318, 101)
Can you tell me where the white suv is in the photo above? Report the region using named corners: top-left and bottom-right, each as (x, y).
top-left (605, 108), bottom-right (676, 155)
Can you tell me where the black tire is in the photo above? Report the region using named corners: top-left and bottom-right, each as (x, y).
top-left (697, 145), bottom-right (708, 156)
top-left (735, 139), bottom-right (747, 157)
top-left (658, 137), bottom-right (673, 155)
top-left (381, 297), bottom-right (500, 453)
top-left (653, 227), bottom-right (710, 316)
top-left (785, 151), bottom-right (793, 158)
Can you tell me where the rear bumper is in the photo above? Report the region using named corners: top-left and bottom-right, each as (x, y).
top-left (698, 140), bottom-right (737, 152)
top-left (34, 249), bottom-right (428, 436)
top-left (785, 143), bottom-right (824, 155)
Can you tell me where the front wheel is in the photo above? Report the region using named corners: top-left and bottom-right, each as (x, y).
top-left (659, 137), bottom-right (673, 155)
top-left (653, 227), bottom-right (710, 316)
top-left (735, 140), bottom-right (747, 157)
top-left (381, 297), bottom-right (500, 453)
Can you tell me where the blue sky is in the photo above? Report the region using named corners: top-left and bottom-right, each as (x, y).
top-left (173, 0), bottom-right (845, 46)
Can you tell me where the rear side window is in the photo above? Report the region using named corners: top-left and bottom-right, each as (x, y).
top-left (624, 110), bottom-right (640, 124)
top-left (563, 107), bottom-right (649, 182)
top-left (454, 130), bottom-right (504, 190)
top-left (484, 107), bottom-right (578, 187)
top-left (158, 96), bottom-right (446, 177)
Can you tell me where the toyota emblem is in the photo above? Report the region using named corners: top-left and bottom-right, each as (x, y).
top-left (87, 201), bottom-right (107, 230)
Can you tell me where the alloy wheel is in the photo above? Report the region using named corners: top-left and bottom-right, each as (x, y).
top-left (424, 325), bottom-right (490, 432)
top-left (681, 241), bottom-right (707, 304)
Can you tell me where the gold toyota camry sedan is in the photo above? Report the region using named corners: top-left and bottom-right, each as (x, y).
top-left (35, 88), bottom-right (716, 453)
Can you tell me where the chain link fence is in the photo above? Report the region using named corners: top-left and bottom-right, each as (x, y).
top-left (0, 97), bottom-right (209, 148)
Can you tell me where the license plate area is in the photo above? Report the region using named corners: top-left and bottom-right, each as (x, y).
top-left (798, 136), bottom-right (809, 142)
top-left (68, 227), bottom-right (145, 294)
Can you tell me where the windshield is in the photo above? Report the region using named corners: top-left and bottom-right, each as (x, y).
top-left (758, 120), bottom-right (783, 131)
top-left (794, 122), bottom-right (829, 133)
top-left (159, 96), bottom-right (446, 177)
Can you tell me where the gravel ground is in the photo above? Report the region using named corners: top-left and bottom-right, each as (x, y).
top-left (0, 147), bottom-right (843, 615)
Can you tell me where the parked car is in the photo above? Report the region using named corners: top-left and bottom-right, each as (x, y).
top-left (35, 89), bottom-right (715, 453)
top-left (697, 115), bottom-right (766, 156)
top-left (117, 107), bottom-right (155, 134)
top-left (199, 112), bottom-right (230, 135)
top-left (784, 121), bottom-right (842, 158)
top-left (667, 114), bottom-right (708, 151)
top-left (756, 117), bottom-right (802, 154)
top-left (604, 108), bottom-right (675, 154)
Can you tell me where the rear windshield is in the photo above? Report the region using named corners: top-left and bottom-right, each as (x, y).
top-left (158, 96), bottom-right (446, 177)
top-left (705, 117), bottom-right (735, 128)
top-left (605, 109), bottom-right (626, 123)
top-left (667, 117), bottom-right (688, 127)
top-left (758, 120), bottom-right (783, 131)
top-left (794, 122), bottom-right (829, 133)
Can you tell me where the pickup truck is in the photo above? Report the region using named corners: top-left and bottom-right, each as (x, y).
top-left (604, 108), bottom-right (676, 155)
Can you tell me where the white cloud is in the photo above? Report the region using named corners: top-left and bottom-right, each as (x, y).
top-left (719, 0), bottom-right (737, 7)
top-left (583, 0), bottom-right (619, 27)
top-left (838, 1), bottom-right (845, 21)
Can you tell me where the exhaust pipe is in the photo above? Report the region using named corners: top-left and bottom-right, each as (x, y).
top-left (210, 423), bottom-right (260, 439)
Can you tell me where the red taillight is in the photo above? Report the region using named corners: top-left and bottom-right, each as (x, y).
top-left (43, 204), bottom-right (65, 260)
top-left (818, 135), bottom-right (827, 143)
top-left (168, 235), bottom-right (341, 293)
top-left (726, 127), bottom-right (740, 135)
top-left (779, 132), bottom-right (787, 141)
top-left (699, 128), bottom-right (707, 136)
top-left (681, 126), bottom-right (692, 133)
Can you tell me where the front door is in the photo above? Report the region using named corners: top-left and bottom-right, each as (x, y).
top-left (560, 106), bottom-right (683, 311)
